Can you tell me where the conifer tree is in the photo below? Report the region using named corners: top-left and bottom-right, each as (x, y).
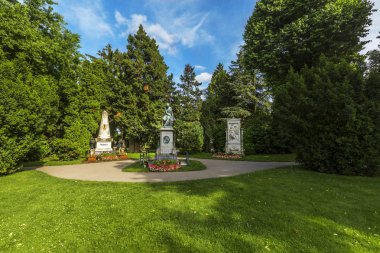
top-left (101, 26), bottom-right (172, 149)
top-left (175, 64), bottom-right (204, 152)
top-left (201, 63), bottom-right (231, 152)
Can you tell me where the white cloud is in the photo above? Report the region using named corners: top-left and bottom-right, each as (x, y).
top-left (118, 13), bottom-right (176, 55)
top-left (63, 0), bottom-right (113, 38)
top-left (195, 72), bottom-right (212, 83)
top-left (73, 7), bottom-right (113, 37)
top-left (115, 6), bottom-right (214, 55)
top-left (178, 15), bottom-right (214, 47)
top-left (115, 10), bottom-right (128, 25)
top-left (195, 65), bottom-right (206, 70)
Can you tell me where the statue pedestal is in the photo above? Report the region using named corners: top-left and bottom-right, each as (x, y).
top-left (95, 138), bottom-right (113, 154)
top-left (156, 127), bottom-right (176, 159)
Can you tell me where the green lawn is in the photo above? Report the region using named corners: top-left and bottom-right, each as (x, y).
top-left (127, 152), bottom-right (156, 160)
top-left (185, 152), bottom-right (296, 162)
top-left (22, 158), bottom-right (86, 167)
top-left (0, 167), bottom-right (379, 252)
top-left (21, 153), bottom-right (155, 167)
top-left (122, 160), bottom-right (207, 172)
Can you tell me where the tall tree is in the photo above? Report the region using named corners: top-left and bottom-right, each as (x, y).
top-left (201, 63), bottom-right (232, 152)
top-left (276, 56), bottom-right (378, 176)
top-left (0, 0), bottom-right (82, 172)
top-left (243, 0), bottom-right (374, 84)
top-left (102, 26), bottom-right (172, 149)
top-left (175, 64), bottom-right (204, 152)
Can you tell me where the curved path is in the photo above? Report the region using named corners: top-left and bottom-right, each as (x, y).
top-left (36, 159), bottom-right (296, 183)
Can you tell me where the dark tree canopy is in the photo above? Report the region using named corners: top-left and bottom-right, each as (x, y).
top-left (243, 0), bottom-right (374, 83)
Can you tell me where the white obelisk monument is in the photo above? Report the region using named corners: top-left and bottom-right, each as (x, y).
top-left (95, 111), bottom-right (113, 154)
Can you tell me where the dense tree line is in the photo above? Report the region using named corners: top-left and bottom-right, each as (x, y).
top-left (238, 0), bottom-right (378, 175)
top-left (1, 0), bottom-right (379, 176)
top-left (0, 0), bottom-right (206, 175)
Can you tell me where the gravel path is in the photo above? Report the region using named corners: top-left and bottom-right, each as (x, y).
top-left (36, 159), bottom-right (297, 183)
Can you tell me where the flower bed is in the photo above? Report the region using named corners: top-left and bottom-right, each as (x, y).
top-left (87, 156), bottom-right (97, 162)
top-left (148, 159), bottom-right (181, 172)
top-left (100, 155), bottom-right (119, 161)
top-left (118, 155), bottom-right (128, 160)
top-left (87, 153), bottom-right (128, 162)
top-left (212, 153), bottom-right (242, 159)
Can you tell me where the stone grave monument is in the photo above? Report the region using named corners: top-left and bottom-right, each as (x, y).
top-left (95, 110), bottom-right (113, 154)
top-left (156, 103), bottom-right (177, 159)
top-left (226, 118), bottom-right (243, 154)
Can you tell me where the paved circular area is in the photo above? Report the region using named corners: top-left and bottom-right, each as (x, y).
top-left (36, 159), bottom-right (297, 183)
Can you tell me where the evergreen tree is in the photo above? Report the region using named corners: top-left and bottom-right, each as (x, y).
top-left (100, 26), bottom-right (172, 149)
top-left (276, 56), bottom-right (378, 176)
top-left (243, 0), bottom-right (374, 84)
top-left (175, 64), bottom-right (203, 152)
top-left (201, 63), bottom-right (231, 152)
top-left (176, 64), bottom-right (203, 121)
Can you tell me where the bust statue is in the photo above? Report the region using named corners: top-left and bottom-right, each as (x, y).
top-left (162, 103), bottom-right (174, 128)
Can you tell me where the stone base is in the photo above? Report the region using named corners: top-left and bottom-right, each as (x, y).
top-left (95, 138), bottom-right (113, 154)
top-left (226, 143), bottom-right (243, 154)
top-left (157, 127), bottom-right (176, 155)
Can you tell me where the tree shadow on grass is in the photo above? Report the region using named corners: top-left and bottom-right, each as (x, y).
top-left (145, 167), bottom-right (380, 252)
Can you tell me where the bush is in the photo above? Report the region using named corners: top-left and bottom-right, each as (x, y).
top-left (243, 113), bottom-right (273, 154)
top-left (275, 56), bottom-right (379, 176)
top-left (175, 121), bottom-right (204, 153)
top-left (52, 120), bottom-right (90, 160)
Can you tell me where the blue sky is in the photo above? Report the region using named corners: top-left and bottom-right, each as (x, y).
top-left (54, 0), bottom-right (380, 86)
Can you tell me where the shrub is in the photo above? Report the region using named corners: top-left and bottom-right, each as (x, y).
top-left (276, 56), bottom-right (379, 176)
top-left (175, 121), bottom-right (204, 153)
top-left (52, 120), bottom-right (91, 160)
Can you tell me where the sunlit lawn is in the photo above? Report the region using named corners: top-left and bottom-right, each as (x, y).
top-left (0, 166), bottom-right (379, 252)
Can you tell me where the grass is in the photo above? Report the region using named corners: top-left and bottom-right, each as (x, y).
top-left (21, 153), bottom-right (155, 167)
top-left (22, 158), bottom-right (86, 167)
top-left (127, 152), bottom-right (156, 160)
top-left (122, 160), bottom-right (207, 172)
top-left (185, 152), bottom-right (296, 162)
top-left (0, 167), bottom-right (379, 252)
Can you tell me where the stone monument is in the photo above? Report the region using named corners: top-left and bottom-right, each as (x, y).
top-left (156, 103), bottom-right (176, 158)
top-left (95, 110), bottom-right (113, 154)
top-left (226, 118), bottom-right (243, 154)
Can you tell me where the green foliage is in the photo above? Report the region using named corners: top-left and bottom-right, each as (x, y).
top-left (78, 58), bottom-right (109, 136)
top-left (97, 27), bottom-right (173, 148)
top-left (0, 0), bottom-right (85, 171)
top-left (242, 112), bottom-right (272, 154)
top-left (276, 56), bottom-right (379, 176)
top-left (52, 121), bottom-right (90, 160)
top-left (176, 121), bottom-right (204, 153)
top-left (201, 64), bottom-right (230, 152)
top-left (174, 64), bottom-right (204, 152)
top-left (243, 0), bottom-right (374, 83)
top-left (174, 64), bottom-right (203, 122)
